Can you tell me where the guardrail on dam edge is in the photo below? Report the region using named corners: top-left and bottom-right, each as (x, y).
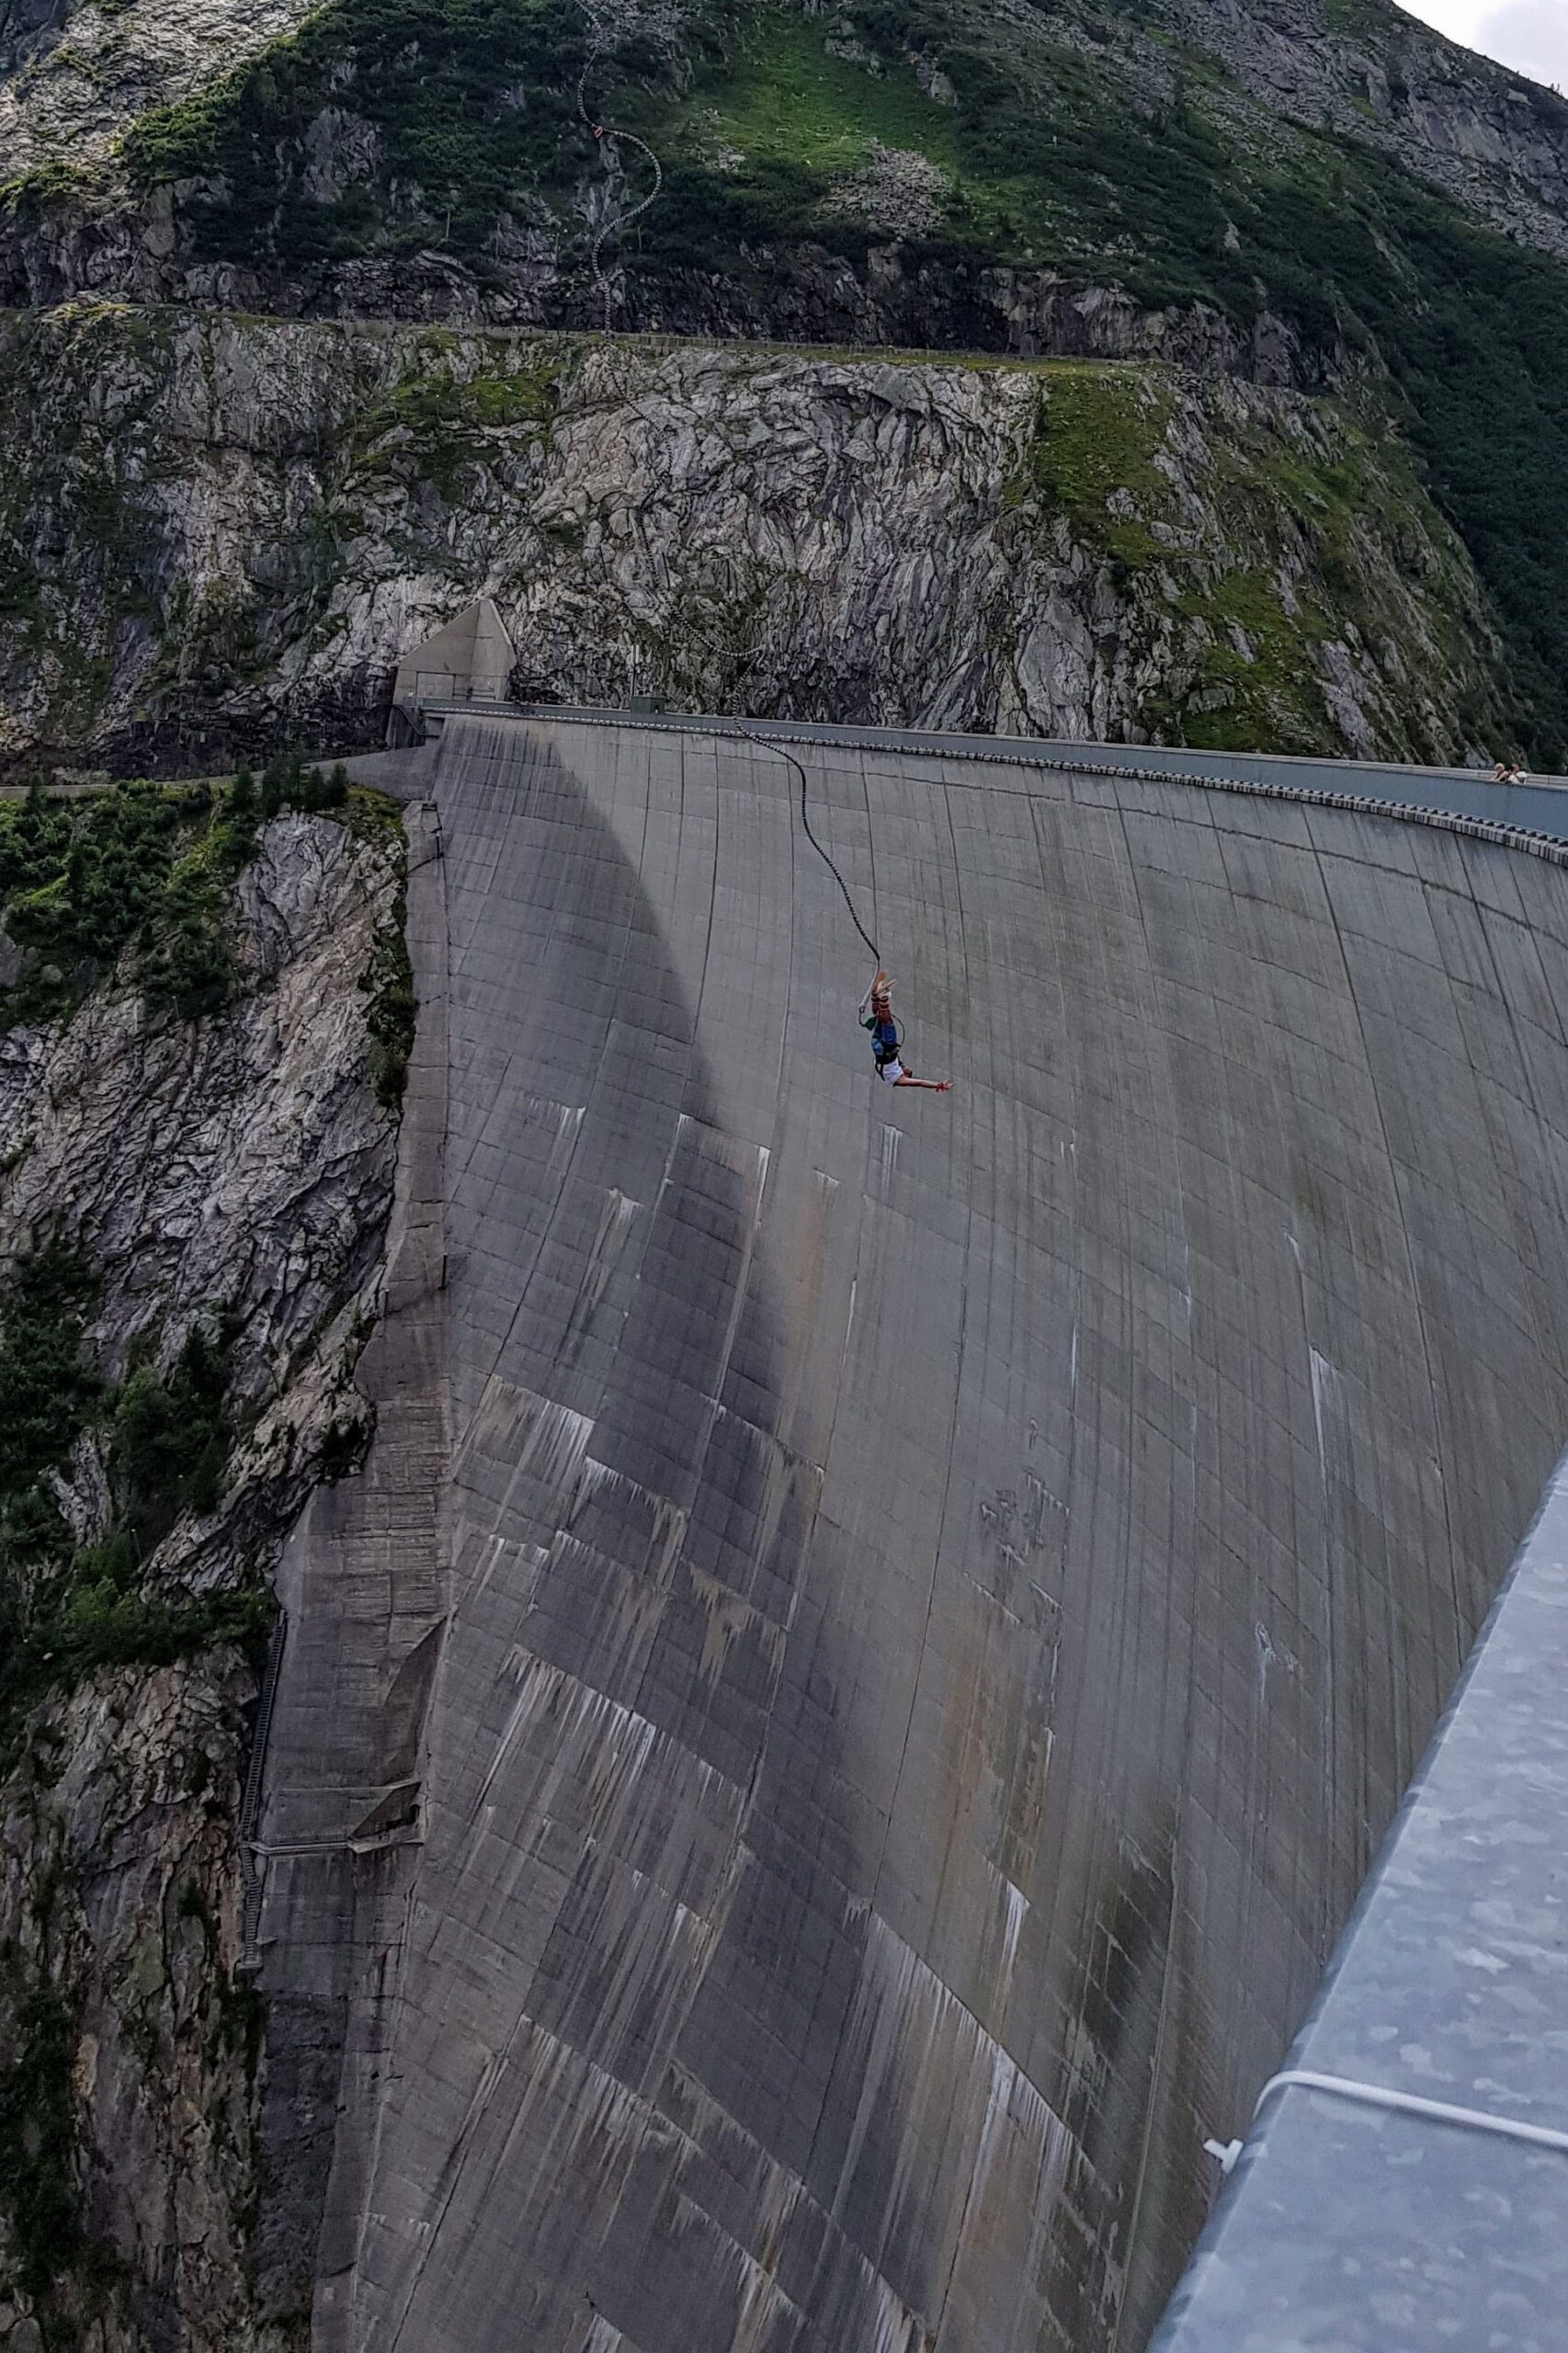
top-left (269, 711), bottom-right (1568, 2349)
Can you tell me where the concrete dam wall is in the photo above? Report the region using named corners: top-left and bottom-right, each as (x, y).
top-left (254, 714), bottom-right (1568, 2351)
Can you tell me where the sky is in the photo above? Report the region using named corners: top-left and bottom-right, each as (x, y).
top-left (1400, 0), bottom-right (1568, 89)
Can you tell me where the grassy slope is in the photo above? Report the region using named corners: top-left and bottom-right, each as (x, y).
top-left (12, 0), bottom-right (1568, 756)
top-left (1002, 365), bottom-right (1495, 756)
top-left (636, 5), bottom-right (1568, 756)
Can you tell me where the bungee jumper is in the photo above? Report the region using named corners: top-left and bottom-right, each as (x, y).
top-left (858, 971), bottom-right (951, 1092)
top-left (739, 727), bottom-right (953, 1098)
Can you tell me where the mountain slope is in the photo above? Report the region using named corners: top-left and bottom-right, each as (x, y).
top-left (3, 0), bottom-right (1568, 757)
top-left (6, 0), bottom-right (1568, 257)
top-left (0, 306), bottom-right (1506, 768)
top-left (0, 784), bottom-right (404, 2351)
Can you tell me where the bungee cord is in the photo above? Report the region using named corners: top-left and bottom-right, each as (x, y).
top-left (742, 726), bottom-right (881, 965)
top-left (640, 620), bottom-right (885, 966)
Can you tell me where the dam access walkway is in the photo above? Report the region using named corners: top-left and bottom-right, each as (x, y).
top-left (260, 711), bottom-right (1568, 2352)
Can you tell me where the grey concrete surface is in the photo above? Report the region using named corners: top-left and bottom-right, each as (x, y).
top-left (499, 704), bottom-right (1568, 844)
top-left (250, 803), bottom-right (449, 2327)
top-left (271, 713), bottom-right (1568, 2351)
top-left (393, 600), bottom-right (517, 717)
top-left (1152, 1454), bottom-right (1568, 2352)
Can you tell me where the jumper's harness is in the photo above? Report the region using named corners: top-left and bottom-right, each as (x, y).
top-left (862, 1002), bottom-right (903, 1072)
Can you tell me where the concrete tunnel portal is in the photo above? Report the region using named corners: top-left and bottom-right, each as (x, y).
top-left (252, 713), bottom-right (1568, 2351)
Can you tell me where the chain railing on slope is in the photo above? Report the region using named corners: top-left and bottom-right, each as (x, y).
top-left (575, 2), bottom-right (667, 334)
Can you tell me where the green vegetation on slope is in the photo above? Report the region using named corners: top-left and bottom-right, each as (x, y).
top-left (0, 1876), bottom-right (121, 2349)
top-left (0, 1244), bottom-right (265, 1771)
top-left (1002, 366), bottom-right (1493, 756)
top-left (121, 0), bottom-right (599, 264)
top-left (0, 779), bottom-right (254, 1023)
top-left (352, 357), bottom-right (562, 498)
top-left (1226, 172), bottom-right (1568, 768)
top-left (1009, 371), bottom-right (1177, 567)
top-left (101, 0), bottom-right (1568, 756)
top-left (636, 6), bottom-right (1244, 292)
top-left (363, 877), bottom-right (415, 1108)
top-left (693, 11), bottom-right (960, 176)
top-left (0, 763), bottom-right (364, 1024)
top-left (0, 1251), bottom-right (103, 1572)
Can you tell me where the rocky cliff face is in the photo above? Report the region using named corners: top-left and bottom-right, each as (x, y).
top-left (0, 304), bottom-right (1505, 769)
top-left (1153, 0), bottom-right (1568, 257)
top-left (3, 0), bottom-right (1565, 756)
top-left (0, 793), bottom-right (403, 2351)
top-left (0, 0), bottom-right (318, 181)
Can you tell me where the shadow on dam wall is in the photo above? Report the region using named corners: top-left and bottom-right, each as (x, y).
top-left (256, 714), bottom-right (1568, 2351)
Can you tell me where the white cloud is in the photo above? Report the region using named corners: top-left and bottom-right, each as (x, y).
top-left (1401, 0), bottom-right (1485, 37)
top-left (1477, 1), bottom-right (1568, 88)
top-left (1401, 0), bottom-right (1568, 88)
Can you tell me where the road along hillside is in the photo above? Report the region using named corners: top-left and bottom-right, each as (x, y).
top-left (260, 713), bottom-right (1568, 2351)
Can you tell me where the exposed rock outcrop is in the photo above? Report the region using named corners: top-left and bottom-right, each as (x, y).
top-left (0, 194), bottom-right (1326, 385)
top-left (1, 1660), bottom-right (268, 2352)
top-left (0, 0), bottom-right (320, 178)
top-left (1, 813), bottom-right (396, 1403)
top-left (0, 305), bottom-right (1505, 768)
top-left (1152, 0), bottom-right (1568, 259)
top-left (0, 801), bottom-right (403, 2350)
